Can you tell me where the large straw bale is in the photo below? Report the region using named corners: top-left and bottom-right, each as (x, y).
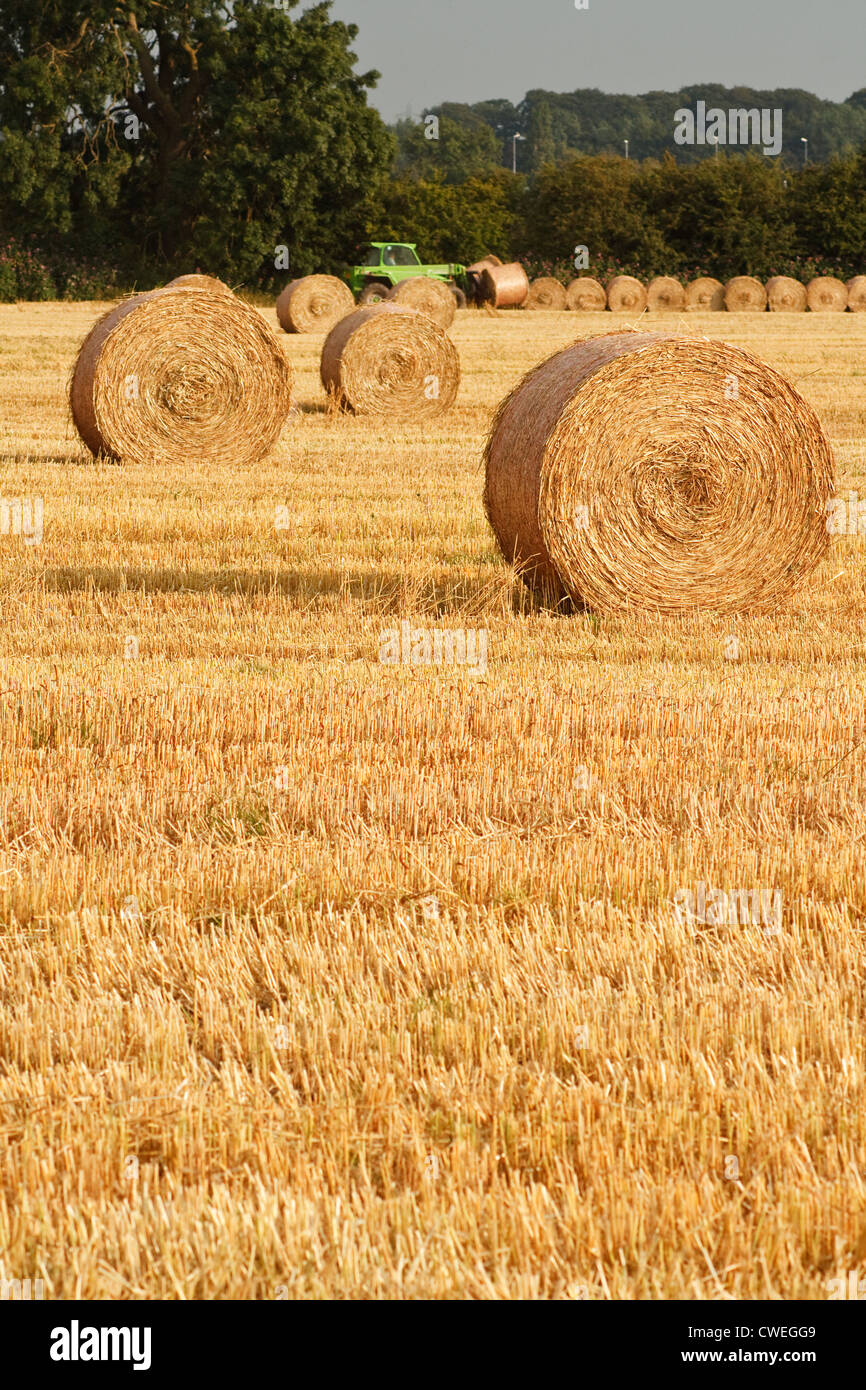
top-left (320, 303), bottom-right (459, 418)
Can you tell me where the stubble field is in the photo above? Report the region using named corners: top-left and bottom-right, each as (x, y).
top-left (0, 301), bottom-right (864, 1299)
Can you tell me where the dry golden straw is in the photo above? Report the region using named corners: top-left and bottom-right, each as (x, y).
top-left (275, 275), bottom-right (355, 334)
top-left (846, 275), bottom-right (866, 312)
top-left (478, 263), bottom-right (530, 308)
top-left (387, 276), bottom-right (456, 330)
top-left (566, 277), bottom-right (607, 311)
top-left (166, 273), bottom-right (232, 295)
top-left (646, 276), bottom-right (685, 312)
top-left (320, 303), bottom-right (459, 419)
top-left (766, 276), bottom-right (807, 312)
top-left (806, 276), bottom-right (848, 312)
top-left (70, 287), bottom-right (293, 467)
top-left (724, 277), bottom-right (767, 312)
top-left (484, 330), bottom-right (833, 615)
top-left (606, 275), bottom-right (647, 314)
top-left (684, 277), bottom-right (725, 311)
top-left (524, 277), bottom-right (568, 311)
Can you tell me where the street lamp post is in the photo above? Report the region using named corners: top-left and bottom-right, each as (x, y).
top-left (623, 138), bottom-right (629, 160)
top-left (801, 136), bottom-right (808, 166)
top-left (512, 132), bottom-right (526, 173)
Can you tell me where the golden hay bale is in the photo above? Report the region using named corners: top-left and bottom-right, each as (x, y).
top-left (646, 276), bottom-right (685, 312)
top-left (387, 276), bottom-right (456, 330)
top-left (606, 275), bottom-right (647, 313)
top-left (684, 277), bottom-right (725, 311)
top-left (275, 275), bottom-right (355, 334)
top-left (166, 273), bottom-right (232, 294)
top-left (466, 255), bottom-right (503, 272)
top-left (70, 287), bottom-right (292, 467)
top-left (478, 263), bottom-right (530, 308)
top-left (724, 276), bottom-right (767, 312)
top-left (320, 303), bottom-right (459, 419)
top-left (566, 277), bottom-right (607, 311)
top-left (524, 277), bottom-right (568, 311)
top-left (806, 276), bottom-right (848, 312)
top-left (846, 276), bottom-right (866, 312)
top-left (483, 330), bottom-right (833, 615)
top-left (766, 276), bottom-right (807, 312)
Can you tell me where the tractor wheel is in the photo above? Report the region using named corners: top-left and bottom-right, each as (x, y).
top-left (452, 287), bottom-right (467, 310)
top-left (358, 281), bottom-right (392, 305)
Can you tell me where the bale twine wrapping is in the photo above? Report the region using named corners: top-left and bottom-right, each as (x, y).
top-left (276, 275), bottom-right (355, 334)
top-left (478, 263), bottom-right (530, 308)
top-left (387, 276), bottom-right (456, 330)
top-left (684, 278), bottom-right (725, 311)
top-left (167, 273), bottom-right (232, 295)
top-left (646, 276), bottom-right (685, 312)
top-left (566, 277), bottom-right (607, 312)
top-left (524, 277), bottom-right (568, 311)
top-left (766, 276), bottom-right (807, 312)
top-left (846, 276), bottom-right (866, 312)
top-left (320, 303), bottom-right (459, 419)
top-left (724, 276), bottom-right (767, 312)
top-left (606, 276), bottom-right (647, 314)
top-left (483, 330), bottom-right (833, 615)
top-left (70, 287), bottom-right (293, 467)
top-left (806, 276), bottom-right (848, 312)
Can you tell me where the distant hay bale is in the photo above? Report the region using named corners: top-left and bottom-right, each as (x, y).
top-left (724, 276), bottom-right (767, 312)
top-left (846, 276), bottom-right (866, 312)
top-left (320, 303), bottom-right (459, 419)
top-left (766, 276), bottom-right (807, 312)
top-left (466, 255), bottom-right (503, 272)
top-left (566, 277), bottom-right (607, 311)
top-left (646, 276), bottom-right (685, 312)
top-left (275, 275), bottom-right (355, 333)
top-left (478, 263), bottom-right (530, 308)
top-left (524, 277), bottom-right (568, 311)
top-left (387, 276), bottom-right (456, 330)
top-left (166, 273), bottom-right (232, 295)
top-left (70, 287), bottom-right (293, 467)
top-left (606, 275), bottom-right (647, 314)
top-left (806, 276), bottom-right (848, 312)
top-left (483, 330), bottom-right (833, 615)
top-left (684, 278), bottom-right (725, 311)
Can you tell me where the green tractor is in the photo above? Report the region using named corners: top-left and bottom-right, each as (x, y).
top-left (348, 242), bottom-right (468, 307)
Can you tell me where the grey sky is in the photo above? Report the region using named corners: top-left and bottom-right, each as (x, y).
top-left (324, 0), bottom-right (866, 122)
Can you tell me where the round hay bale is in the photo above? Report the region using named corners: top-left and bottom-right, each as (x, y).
top-left (387, 276), bottom-right (456, 330)
top-left (606, 275), bottom-right (647, 314)
top-left (524, 277), bottom-right (568, 311)
top-left (724, 276), bottom-right (767, 312)
top-left (765, 276), bottom-right (807, 312)
top-left (320, 303), bottom-right (459, 419)
top-left (70, 287), bottom-right (292, 467)
top-left (466, 255), bottom-right (503, 272)
top-left (166, 273), bottom-right (232, 295)
top-left (478, 263), bottom-right (530, 308)
top-left (646, 276), bottom-right (685, 312)
top-left (846, 275), bottom-right (866, 312)
top-left (684, 278), bottom-right (725, 311)
top-left (483, 330), bottom-right (833, 615)
top-left (275, 275), bottom-right (355, 334)
top-left (806, 276), bottom-right (848, 312)
top-left (566, 278), bottom-right (607, 312)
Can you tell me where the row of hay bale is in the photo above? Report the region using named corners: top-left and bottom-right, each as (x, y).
top-left (69, 279), bottom-right (461, 466)
top-left (524, 272), bottom-right (866, 313)
top-left (276, 273), bottom-right (459, 334)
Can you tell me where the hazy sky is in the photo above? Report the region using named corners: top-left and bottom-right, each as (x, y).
top-left (324, 0), bottom-right (866, 122)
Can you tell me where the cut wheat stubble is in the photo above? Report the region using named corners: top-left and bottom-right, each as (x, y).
top-left (70, 287), bottom-right (293, 467)
top-left (484, 330), bottom-right (834, 616)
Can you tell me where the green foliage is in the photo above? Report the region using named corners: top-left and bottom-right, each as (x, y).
top-left (393, 112), bottom-right (502, 184)
top-left (367, 171), bottom-right (521, 265)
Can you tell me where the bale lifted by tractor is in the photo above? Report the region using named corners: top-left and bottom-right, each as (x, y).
top-left (348, 242), bottom-right (500, 308)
